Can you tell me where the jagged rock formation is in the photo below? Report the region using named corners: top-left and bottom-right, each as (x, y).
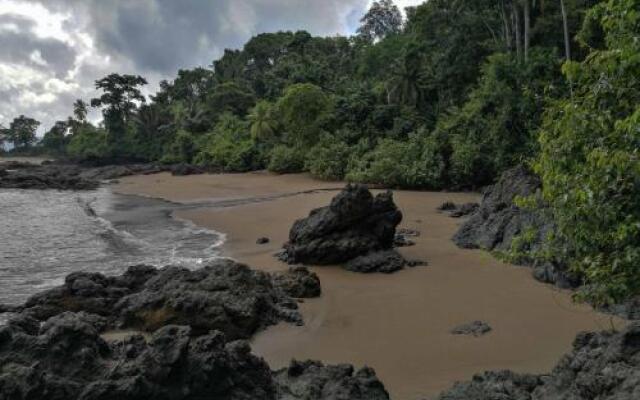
top-left (271, 267), bottom-right (322, 298)
top-left (452, 166), bottom-right (578, 289)
top-left (438, 322), bottom-right (640, 400)
top-left (0, 162), bottom-right (205, 190)
top-left (18, 259), bottom-right (318, 339)
top-left (345, 250), bottom-right (408, 274)
top-left (0, 313), bottom-right (277, 400)
top-left (282, 184), bottom-right (404, 271)
top-left (274, 360), bottom-right (390, 400)
top-left (0, 312), bottom-right (390, 400)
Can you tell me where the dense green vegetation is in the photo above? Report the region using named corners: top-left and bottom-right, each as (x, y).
top-left (2, 0), bottom-right (639, 306)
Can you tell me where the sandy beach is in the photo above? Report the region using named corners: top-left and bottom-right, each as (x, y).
top-left (115, 171), bottom-right (624, 400)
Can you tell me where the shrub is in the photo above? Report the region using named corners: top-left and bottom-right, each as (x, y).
top-left (67, 125), bottom-right (109, 161)
top-left (535, 0), bottom-right (640, 306)
top-left (305, 136), bottom-right (351, 180)
top-left (267, 145), bottom-right (305, 173)
top-left (193, 113), bottom-right (263, 171)
top-left (346, 132), bottom-right (445, 188)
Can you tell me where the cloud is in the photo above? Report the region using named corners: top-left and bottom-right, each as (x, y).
top-left (0, 0), bottom-right (424, 134)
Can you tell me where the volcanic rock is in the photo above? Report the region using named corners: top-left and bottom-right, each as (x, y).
top-left (345, 250), bottom-right (408, 274)
top-left (19, 259), bottom-right (305, 339)
top-left (438, 323), bottom-right (640, 400)
top-left (271, 267), bottom-right (321, 298)
top-left (282, 184), bottom-right (402, 265)
top-left (274, 360), bottom-right (390, 400)
top-left (0, 312), bottom-right (277, 400)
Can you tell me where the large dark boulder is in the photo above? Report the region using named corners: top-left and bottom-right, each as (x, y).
top-left (452, 166), bottom-right (546, 252)
top-left (0, 312), bottom-right (277, 400)
top-left (283, 184), bottom-right (402, 265)
top-left (437, 323), bottom-right (640, 400)
top-left (274, 360), bottom-right (390, 400)
top-left (452, 166), bottom-right (578, 289)
top-left (19, 259), bottom-right (312, 339)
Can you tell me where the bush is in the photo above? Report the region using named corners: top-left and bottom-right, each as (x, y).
top-left (194, 113), bottom-right (263, 171)
top-left (305, 136), bottom-right (351, 180)
top-left (267, 145), bottom-right (305, 173)
top-left (67, 125), bottom-right (109, 161)
top-left (346, 132), bottom-right (445, 188)
top-left (438, 49), bottom-right (562, 187)
top-left (535, 0), bottom-right (640, 306)
top-left (161, 130), bottom-right (196, 164)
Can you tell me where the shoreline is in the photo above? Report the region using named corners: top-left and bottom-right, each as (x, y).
top-left (114, 171), bottom-right (626, 399)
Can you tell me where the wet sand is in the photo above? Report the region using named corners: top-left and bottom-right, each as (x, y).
top-left (115, 172), bottom-right (624, 400)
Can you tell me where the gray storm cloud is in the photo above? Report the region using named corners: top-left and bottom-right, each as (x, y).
top-left (0, 0), bottom-right (421, 132)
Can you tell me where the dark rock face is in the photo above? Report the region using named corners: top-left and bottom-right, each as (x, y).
top-left (271, 267), bottom-right (322, 298)
top-left (283, 184), bottom-right (402, 265)
top-left (345, 250), bottom-right (407, 274)
top-left (274, 360), bottom-right (390, 400)
top-left (449, 203), bottom-right (479, 218)
top-left (450, 321), bottom-right (492, 337)
top-left (0, 312), bottom-right (277, 400)
top-left (452, 166), bottom-right (545, 252)
top-left (20, 260), bottom-right (304, 339)
top-left (0, 162), bottom-right (182, 190)
top-left (438, 323), bottom-right (640, 400)
top-left (0, 164), bottom-right (99, 190)
top-left (452, 166), bottom-right (578, 289)
top-left (438, 371), bottom-right (540, 400)
top-left (0, 312), bottom-right (391, 400)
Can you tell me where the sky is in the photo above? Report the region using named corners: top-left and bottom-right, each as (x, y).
top-left (0, 0), bottom-right (424, 134)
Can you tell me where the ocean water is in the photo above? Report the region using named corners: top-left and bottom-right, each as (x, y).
top-left (0, 188), bottom-right (224, 308)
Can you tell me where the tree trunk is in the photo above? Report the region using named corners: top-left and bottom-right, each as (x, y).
top-left (513, 3), bottom-right (522, 62)
top-left (560, 0), bottom-right (571, 61)
top-left (501, 0), bottom-right (513, 51)
top-left (524, 0), bottom-right (531, 62)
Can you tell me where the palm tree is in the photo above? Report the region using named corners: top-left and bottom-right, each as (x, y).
top-left (386, 47), bottom-right (426, 107)
top-left (248, 101), bottom-right (278, 141)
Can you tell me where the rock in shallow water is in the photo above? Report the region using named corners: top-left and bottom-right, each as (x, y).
top-left (19, 259), bottom-right (316, 339)
top-left (450, 321), bottom-right (492, 337)
top-left (282, 184), bottom-right (402, 265)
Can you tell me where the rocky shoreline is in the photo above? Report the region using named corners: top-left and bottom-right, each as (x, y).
top-left (0, 160), bottom-right (207, 190)
top-left (3, 164), bottom-right (640, 399)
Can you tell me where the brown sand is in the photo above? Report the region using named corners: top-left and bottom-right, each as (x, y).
top-left (114, 172), bottom-right (624, 400)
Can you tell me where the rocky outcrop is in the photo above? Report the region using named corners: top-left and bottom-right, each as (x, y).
top-left (453, 166), bottom-right (545, 252)
top-left (0, 312), bottom-right (277, 400)
top-left (271, 267), bottom-right (322, 298)
top-left (274, 360), bottom-right (390, 400)
top-left (345, 250), bottom-right (408, 274)
top-left (438, 322), bottom-right (640, 400)
top-left (282, 184), bottom-right (403, 266)
top-left (0, 162), bottom-right (203, 190)
top-left (19, 259), bottom-right (315, 339)
top-left (0, 312), bottom-right (390, 400)
top-left (452, 166), bottom-right (578, 289)
top-left (0, 164), bottom-right (100, 190)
